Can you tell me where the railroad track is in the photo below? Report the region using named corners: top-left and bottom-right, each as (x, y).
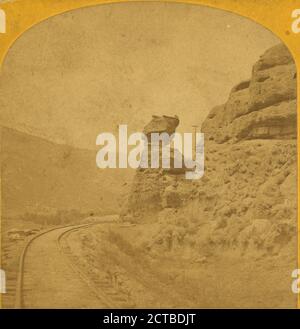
top-left (57, 226), bottom-right (135, 309)
top-left (15, 224), bottom-right (72, 308)
top-left (15, 220), bottom-right (134, 308)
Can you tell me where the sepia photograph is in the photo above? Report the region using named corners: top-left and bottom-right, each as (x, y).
top-left (0, 1), bottom-right (298, 310)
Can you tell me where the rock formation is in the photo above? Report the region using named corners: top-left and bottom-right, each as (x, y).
top-left (202, 44), bottom-right (297, 143)
top-left (124, 43), bottom-right (297, 262)
top-left (143, 115), bottom-right (179, 138)
top-left (122, 115), bottom-right (190, 222)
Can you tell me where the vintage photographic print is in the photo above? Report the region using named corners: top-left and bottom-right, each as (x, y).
top-left (0, 1), bottom-right (298, 310)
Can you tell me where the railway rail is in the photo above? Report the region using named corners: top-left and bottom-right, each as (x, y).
top-left (14, 219), bottom-right (132, 308)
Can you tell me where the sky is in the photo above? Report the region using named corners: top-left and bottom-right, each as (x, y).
top-left (0, 1), bottom-right (280, 149)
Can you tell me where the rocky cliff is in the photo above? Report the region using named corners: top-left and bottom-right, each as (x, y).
top-left (124, 43), bottom-right (297, 260)
top-left (202, 44), bottom-right (297, 143)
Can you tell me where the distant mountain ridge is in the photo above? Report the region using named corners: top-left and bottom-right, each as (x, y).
top-left (1, 126), bottom-right (133, 218)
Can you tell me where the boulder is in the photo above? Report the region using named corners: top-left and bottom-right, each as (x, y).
top-left (143, 115), bottom-right (179, 138)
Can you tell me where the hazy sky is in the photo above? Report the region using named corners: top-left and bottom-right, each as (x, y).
top-left (0, 2), bottom-right (280, 149)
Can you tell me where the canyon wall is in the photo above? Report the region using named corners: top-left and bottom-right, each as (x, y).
top-left (124, 43), bottom-right (297, 259)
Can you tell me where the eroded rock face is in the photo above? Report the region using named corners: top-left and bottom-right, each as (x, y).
top-left (202, 44), bottom-right (297, 143)
top-left (143, 139), bottom-right (297, 258)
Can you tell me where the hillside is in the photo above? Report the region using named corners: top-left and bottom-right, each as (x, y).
top-left (1, 126), bottom-right (133, 219)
